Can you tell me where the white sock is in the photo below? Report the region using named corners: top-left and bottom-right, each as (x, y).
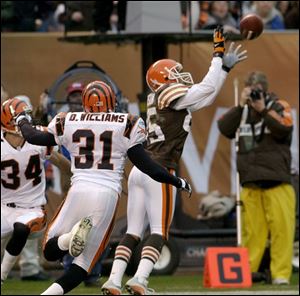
top-left (57, 220), bottom-right (82, 251)
top-left (41, 283), bottom-right (64, 295)
top-left (134, 258), bottom-right (155, 283)
top-left (109, 259), bottom-right (128, 287)
top-left (1, 250), bottom-right (18, 281)
top-left (57, 233), bottom-right (72, 251)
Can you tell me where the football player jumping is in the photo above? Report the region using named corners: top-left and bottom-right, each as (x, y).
top-left (15, 80), bottom-right (192, 295)
top-left (1, 98), bottom-right (70, 285)
top-left (102, 26), bottom-right (248, 295)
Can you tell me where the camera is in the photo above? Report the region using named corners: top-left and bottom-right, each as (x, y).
top-left (250, 89), bottom-right (265, 101)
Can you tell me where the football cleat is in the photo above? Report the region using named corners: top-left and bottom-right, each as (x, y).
top-left (125, 277), bottom-right (154, 295)
top-left (101, 279), bottom-right (122, 295)
top-left (69, 217), bottom-right (93, 257)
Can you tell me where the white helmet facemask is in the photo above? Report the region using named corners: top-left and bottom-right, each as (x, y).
top-left (166, 63), bottom-right (194, 86)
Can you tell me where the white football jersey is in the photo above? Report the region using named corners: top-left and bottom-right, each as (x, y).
top-left (1, 131), bottom-right (48, 207)
top-left (47, 112), bottom-right (146, 194)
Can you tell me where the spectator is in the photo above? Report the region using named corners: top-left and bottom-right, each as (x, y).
top-left (1, 1), bottom-right (15, 32)
top-left (65, 1), bottom-right (95, 31)
top-left (228, 1), bottom-right (242, 22)
top-left (276, 1), bottom-right (291, 17)
top-left (58, 81), bottom-right (85, 113)
top-left (283, 1), bottom-right (299, 29)
top-left (180, 1), bottom-right (202, 32)
top-left (37, 2), bottom-right (66, 33)
top-left (202, 1), bottom-right (240, 34)
top-left (247, 1), bottom-right (285, 30)
top-left (197, 1), bottom-right (210, 29)
top-left (11, 1), bottom-right (42, 32)
top-left (217, 71), bottom-right (296, 285)
top-left (93, 1), bottom-right (127, 33)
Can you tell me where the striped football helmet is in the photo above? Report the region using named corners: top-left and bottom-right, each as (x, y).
top-left (82, 80), bottom-right (116, 113)
top-left (1, 97), bottom-right (32, 134)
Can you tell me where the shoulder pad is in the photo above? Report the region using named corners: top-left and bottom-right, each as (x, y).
top-left (55, 113), bottom-right (67, 136)
top-left (157, 83), bottom-right (190, 109)
top-left (124, 114), bottom-right (139, 139)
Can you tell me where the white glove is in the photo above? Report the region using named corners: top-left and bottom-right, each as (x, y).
top-left (178, 177), bottom-right (192, 198)
top-left (222, 42), bottom-right (248, 71)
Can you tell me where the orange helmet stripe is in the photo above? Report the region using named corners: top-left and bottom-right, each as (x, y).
top-left (82, 81), bottom-right (116, 113)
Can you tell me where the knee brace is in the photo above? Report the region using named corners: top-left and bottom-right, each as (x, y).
top-left (44, 237), bottom-right (68, 261)
top-left (6, 222), bottom-right (30, 256)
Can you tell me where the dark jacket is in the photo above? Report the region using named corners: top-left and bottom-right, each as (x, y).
top-left (218, 94), bottom-right (293, 186)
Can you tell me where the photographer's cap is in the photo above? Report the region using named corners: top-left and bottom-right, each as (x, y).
top-left (245, 71), bottom-right (268, 92)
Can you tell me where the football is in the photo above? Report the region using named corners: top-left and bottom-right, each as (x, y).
top-left (239, 14), bottom-right (264, 40)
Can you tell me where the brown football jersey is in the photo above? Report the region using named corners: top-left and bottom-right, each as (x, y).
top-left (145, 84), bottom-right (191, 170)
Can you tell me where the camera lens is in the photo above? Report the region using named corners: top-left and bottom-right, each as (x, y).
top-left (250, 89), bottom-right (262, 101)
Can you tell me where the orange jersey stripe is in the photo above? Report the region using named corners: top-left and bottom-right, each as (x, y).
top-left (161, 183), bottom-right (167, 239)
top-left (88, 198), bottom-right (120, 273)
top-left (42, 195), bottom-right (68, 250)
top-left (26, 211), bottom-right (47, 233)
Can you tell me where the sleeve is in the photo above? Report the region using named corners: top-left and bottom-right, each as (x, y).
top-left (217, 106), bottom-right (243, 139)
top-left (47, 112), bottom-right (67, 146)
top-left (125, 115), bottom-right (147, 149)
top-left (35, 125), bottom-right (58, 160)
top-left (18, 120), bottom-right (57, 146)
top-left (262, 99), bottom-right (293, 140)
top-left (127, 144), bottom-right (181, 188)
top-left (172, 57), bottom-right (228, 112)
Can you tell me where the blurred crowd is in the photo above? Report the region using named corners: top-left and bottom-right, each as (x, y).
top-left (1, 1), bottom-right (299, 33)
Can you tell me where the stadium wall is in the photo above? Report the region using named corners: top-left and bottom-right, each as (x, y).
top-left (1, 32), bottom-right (298, 219)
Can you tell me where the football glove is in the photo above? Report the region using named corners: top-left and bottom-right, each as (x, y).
top-left (222, 42), bottom-right (248, 72)
top-left (178, 178), bottom-right (192, 198)
top-left (213, 25), bottom-right (225, 58)
top-left (14, 111), bottom-right (32, 125)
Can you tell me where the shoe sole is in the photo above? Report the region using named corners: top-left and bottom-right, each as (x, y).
top-left (125, 284), bottom-right (146, 295)
top-left (101, 287), bottom-right (121, 295)
top-left (69, 217), bottom-right (92, 257)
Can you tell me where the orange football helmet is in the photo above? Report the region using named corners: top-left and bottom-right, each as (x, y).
top-left (82, 80), bottom-right (116, 113)
top-left (146, 59), bottom-right (194, 92)
top-left (1, 97), bottom-right (32, 133)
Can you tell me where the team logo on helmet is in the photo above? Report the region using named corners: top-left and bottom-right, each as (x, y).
top-left (82, 81), bottom-right (116, 113)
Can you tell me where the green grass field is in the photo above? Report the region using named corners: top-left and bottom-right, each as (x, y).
top-left (1, 273), bottom-right (299, 295)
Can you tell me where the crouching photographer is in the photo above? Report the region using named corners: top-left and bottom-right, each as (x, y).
top-left (217, 71), bottom-right (296, 285)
